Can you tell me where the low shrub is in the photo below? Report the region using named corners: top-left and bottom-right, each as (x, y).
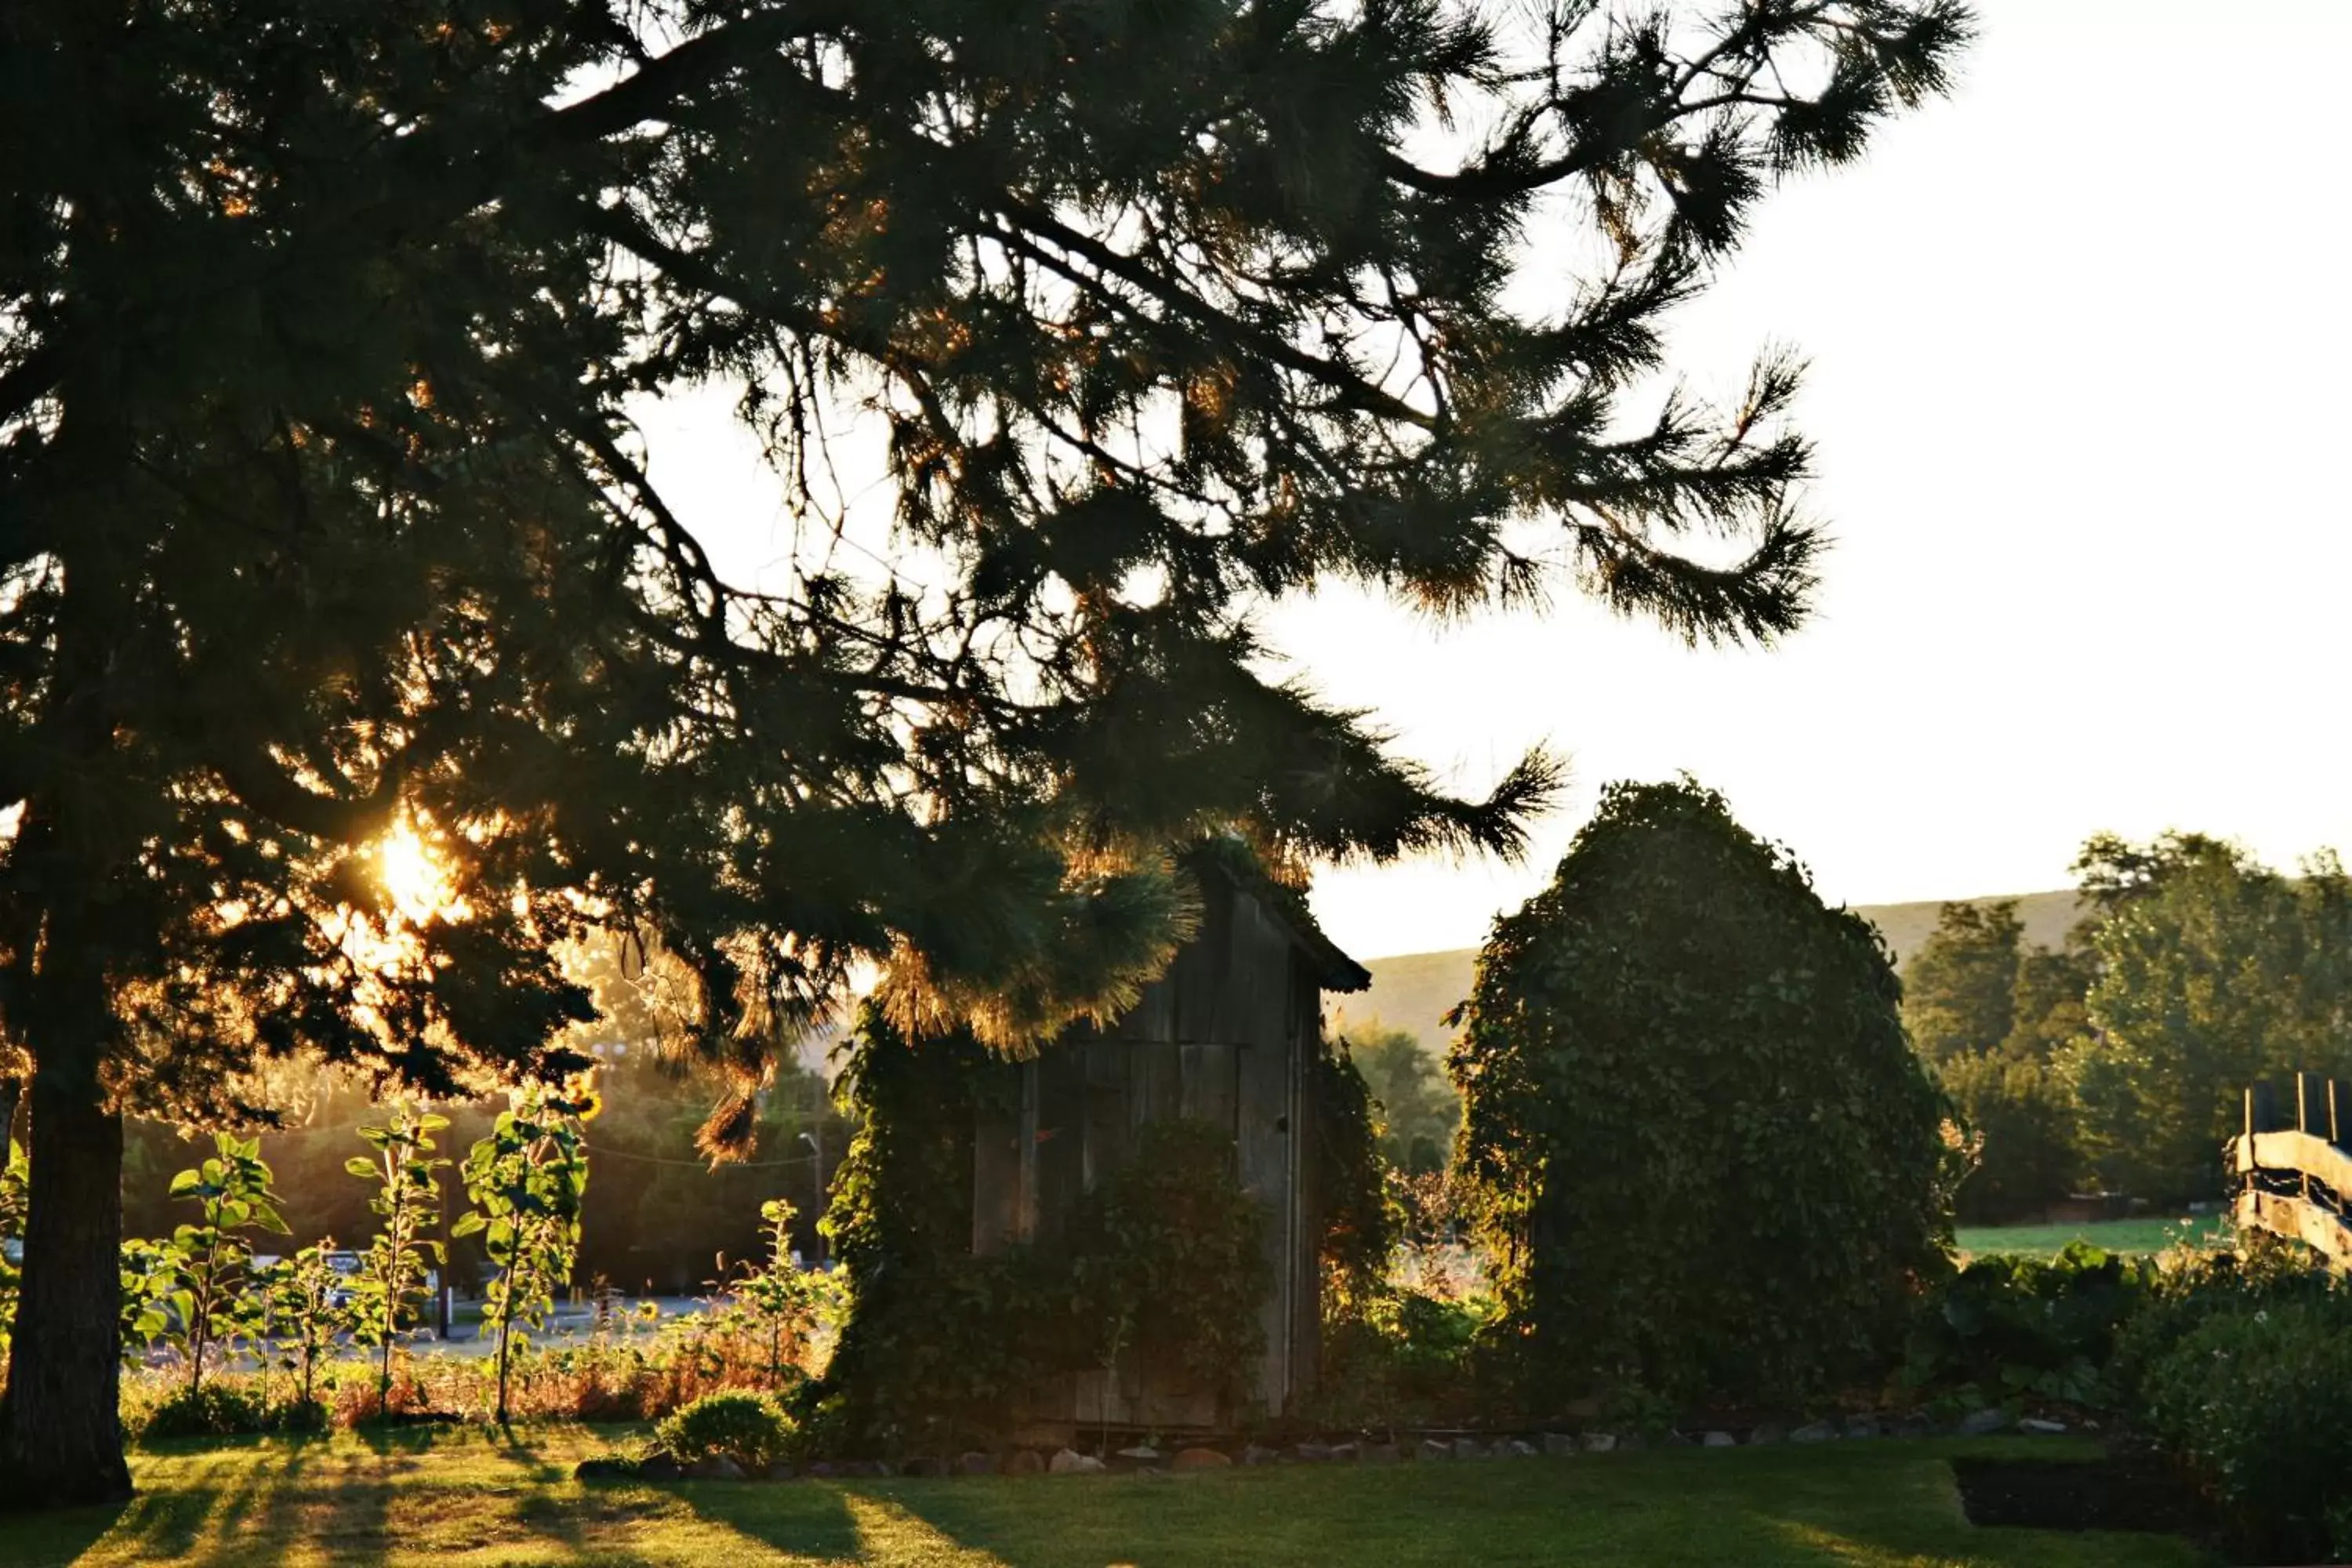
top-left (2108, 1231), bottom-right (2332, 1405)
top-left (1900, 1241), bottom-right (2149, 1413)
top-left (656, 1389), bottom-right (794, 1471)
top-left (111, 1279), bottom-right (835, 1438)
top-left (2138, 1295), bottom-right (2352, 1563)
top-left (1308, 1286), bottom-right (1503, 1430)
top-left (135, 1381), bottom-right (281, 1442)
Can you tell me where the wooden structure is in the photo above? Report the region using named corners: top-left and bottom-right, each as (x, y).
top-left (970, 851), bottom-right (1369, 1434)
top-left (2231, 1073), bottom-right (2352, 1270)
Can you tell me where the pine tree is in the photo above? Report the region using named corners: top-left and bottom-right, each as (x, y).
top-left (0, 1), bottom-right (1966, 1501)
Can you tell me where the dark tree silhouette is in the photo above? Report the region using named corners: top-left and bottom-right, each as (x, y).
top-left (0, 0), bottom-right (1965, 1501)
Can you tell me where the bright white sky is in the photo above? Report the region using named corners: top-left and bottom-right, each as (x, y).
top-left (644, 0), bottom-right (2352, 965)
top-left (1285, 0), bottom-right (2352, 959)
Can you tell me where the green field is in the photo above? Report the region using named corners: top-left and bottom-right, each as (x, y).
top-left (1955, 1214), bottom-right (2230, 1259)
top-left (0, 1428), bottom-right (2203, 1567)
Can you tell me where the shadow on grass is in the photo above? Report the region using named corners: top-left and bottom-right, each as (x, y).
top-left (0, 1497), bottom-right (129, 1568)
top-left (666, 1442), bottom-right (2209, 1568)
top-left (114, 1436), bottom-right (379, 1568)
top-left (521, 1480), bottom-right (869, 1564)
top-left (485, 1421), bottom-right (586, 1486)
top-left (0, 1432), bottom-right (2212, 1568)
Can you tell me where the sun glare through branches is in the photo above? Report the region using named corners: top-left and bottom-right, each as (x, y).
top-left (372, 821), bottom-right (463, 927)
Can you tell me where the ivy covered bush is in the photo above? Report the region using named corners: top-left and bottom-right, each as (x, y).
top-left (1073, 1119), bottom-right (1269, 1403)
top-left (1309, 1042), bottom-right (1401, 1319)
top-left (818, 1010), bottom-right (1273, 1454)
top-left (1450, 779), bottom-right (1958, 1410)
top-left (817, 1015), bottom-right (1058, 1453)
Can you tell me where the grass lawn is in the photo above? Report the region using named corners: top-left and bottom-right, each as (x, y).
top-left (1955, 1214), bottom-right (2228, 1259)
top-left (0, 1427), bottom-right (2205, 1567)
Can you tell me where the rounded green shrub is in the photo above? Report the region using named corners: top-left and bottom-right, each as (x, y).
top-left (136, 1382), bottom-right (277, 1443)
top-left (1450, 779), bottom-right (1958, 1410)
top-left (2107, 1231), bottom-right (2333, 1404)
top-left (655, 1390), bottom-right (794, 1471)
top-left (2139, 1295), bottom-right (2352, 1563)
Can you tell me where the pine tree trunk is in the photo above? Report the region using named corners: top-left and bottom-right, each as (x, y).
top-left (2, 1047), bottom-right (132, 1508)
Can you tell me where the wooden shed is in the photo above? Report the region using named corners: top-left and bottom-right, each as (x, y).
top-left (971, 851), bottom-right (1370, 1432)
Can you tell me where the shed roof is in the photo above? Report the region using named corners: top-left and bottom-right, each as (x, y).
top-left (1190, 837), bottom-right (1371, 994)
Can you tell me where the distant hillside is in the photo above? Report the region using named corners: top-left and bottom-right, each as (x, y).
top-left (1857, 889), bottom-right (2085, 975)
top-left (1329, 889), bottom-right (2088, 1058)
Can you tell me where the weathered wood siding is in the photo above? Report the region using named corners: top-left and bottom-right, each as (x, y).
top-left (971, 873), bottom-right (1334, 1427)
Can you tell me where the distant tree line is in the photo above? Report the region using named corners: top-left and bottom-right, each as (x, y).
top-left (1908, 832), bottom-right (2352, 1219)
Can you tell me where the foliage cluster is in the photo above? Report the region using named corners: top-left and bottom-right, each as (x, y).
top-left (254, 1243), bottom-right (358, 1410)
top-left (2065, 836), bottom-right (2352, 1203)
top-left (1451, 779), bottom-right (1957, 1411)
top-left (655, 1390), bottom-right (796, 1472)
top-left (1308, 1286), bottom-right (1504, 1433)
top-left (453, 1083), bottom-right (597, 1422)
top-left (820, 1011), bottom-right (1272, 1454)
top-left (2136, 1293), bottom-right (2352, 1564)
top-left (114, 1136), bottom-right (305, 1402)
top-left (1303, 1030), bottom-right (1505, 1432)
top-left (708, 1200), bottom-right (829, 1392)
top-left (1898, 1242), bottom-right (2149, 1414)
top-left (161, 1135), bottom-right (291, 1397)
top-left (1901, 899), bottom-right (2092, 1223)
top-left (1937, 1051), bottom-right (2081, 1225)
top-left (0, 1140), bottom-right (24, 1357)
top-left (1894, 1229), bottom-right (2352, 1563)
top-left (1334, 1025), bottom-right (1460, 1180)
top-left (110, 1290), bottom-right (833, 1443)
top-left (2102, 1232), bottom-right (2336, 1406)
top-left (1912, 833), bottom-right (2352, 1219)
top-left (118, 1050), bottom-right (850, 1298)
top-left (80, 1098), bottom-right (621, 1428)
top-left (1309, 1043), bottom-right (1402, 1317)
top-left (2, 0), bottom-right (1973, 1501)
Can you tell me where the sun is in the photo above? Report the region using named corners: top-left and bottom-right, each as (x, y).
top-left (376, 822), bottom-right (459, 924)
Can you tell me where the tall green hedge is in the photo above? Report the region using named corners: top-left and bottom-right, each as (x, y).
top-left (1450, 779), bottom-right (1956, 1408)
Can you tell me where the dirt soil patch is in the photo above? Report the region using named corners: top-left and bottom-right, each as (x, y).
top-left (1952, 1451), bottom-right (2217, 1545)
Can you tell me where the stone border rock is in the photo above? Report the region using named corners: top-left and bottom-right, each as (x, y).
top-left (574, 1410), bottom-right (2076, 1486)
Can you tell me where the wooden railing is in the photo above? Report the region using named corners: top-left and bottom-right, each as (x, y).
top-left (2230, 1073), bottom-right (2352, 1270)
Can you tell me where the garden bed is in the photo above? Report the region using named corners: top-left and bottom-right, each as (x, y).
top-left (1952, 1450), bottom-right (2218, 1544)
